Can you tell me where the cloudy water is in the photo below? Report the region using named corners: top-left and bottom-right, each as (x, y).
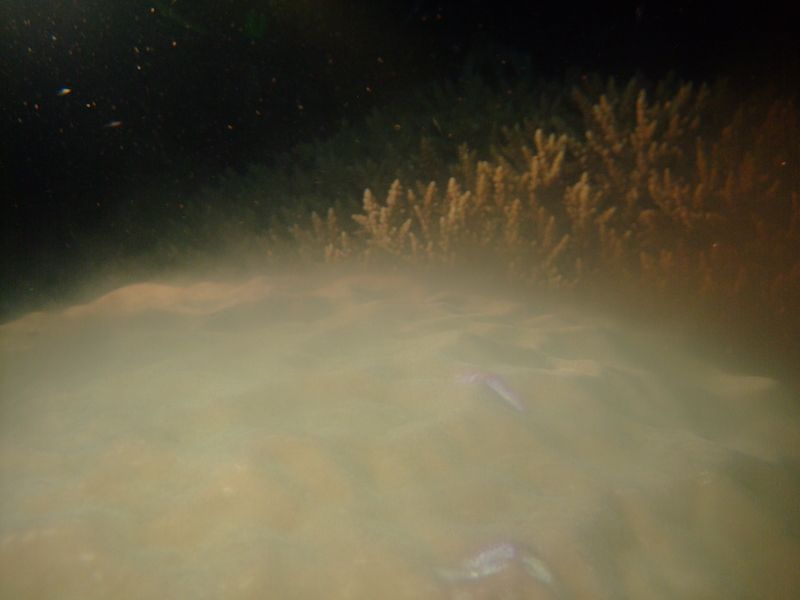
top-left (2, 271), bottom-right (799, 599)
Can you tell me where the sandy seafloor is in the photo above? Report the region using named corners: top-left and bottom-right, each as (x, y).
top-left (1, 269), bottom-right (799, 599)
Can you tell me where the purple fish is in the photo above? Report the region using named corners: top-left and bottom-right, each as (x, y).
top-left (436, 541), bottom-right (555, 586)
top-left (436, 542), bottom-right (517, 582)
top-left (456, 369), bottom-right (525, 411)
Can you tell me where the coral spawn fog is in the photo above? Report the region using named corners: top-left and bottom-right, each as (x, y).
top-left (2, 270), bottom-right (800, 598)
top-left (2, 1), bottom-right (799, 598)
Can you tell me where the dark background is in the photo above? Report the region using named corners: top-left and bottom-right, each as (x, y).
top-left (1, 0), bottom-right (798, 310)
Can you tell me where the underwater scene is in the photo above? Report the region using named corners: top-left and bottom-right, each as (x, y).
top-left (2, 1), bottom-right (800, 598)
top-left (2, 270), bottom-right (800, 598)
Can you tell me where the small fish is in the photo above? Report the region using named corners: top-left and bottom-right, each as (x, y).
top-left (56, 87), bottom-right (72, 96)
top-left (437, 542), bottom-right (556, 587)
top-left (456, 369), bottom-right (525, 411)
top-left (521, 554), bottom-right (554, 585)
top-left (436, 542), bottom-right (517, 583)
top-left (103, 120), bottom-right (123, 128)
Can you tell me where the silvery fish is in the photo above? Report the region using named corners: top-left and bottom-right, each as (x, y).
top-left (456, 369), bottom-right (526, 412)
top-left (436, 542), bottom-right (556, 588)
top-left (521, 554), bottom-right (554, 585)
top-left (436, 542), bottom-right (518, 582)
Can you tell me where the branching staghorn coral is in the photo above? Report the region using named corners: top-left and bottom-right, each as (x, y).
top-left (283, 73), bottom-right (799, 374)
